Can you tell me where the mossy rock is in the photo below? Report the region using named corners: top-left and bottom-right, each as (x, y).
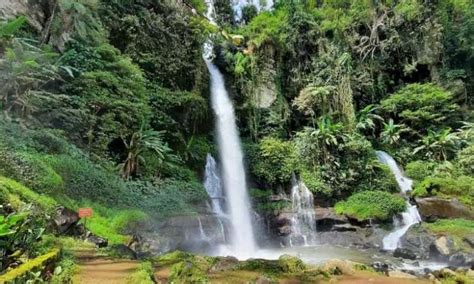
top-left (237, 258), bottom-right (281, 274)
top-left (278, 255), bottom-right (306, 273)
top-left (168, 256), bottom-right (213, 284)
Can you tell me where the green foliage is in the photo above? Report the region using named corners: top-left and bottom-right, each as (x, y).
top-left (278, 255), bottom-right (306, 273)
top-left (405, 160), bottom-right (438, 181)
top-left (0, 149), bottom-right (64, 195)
top-left (0, 249), bottom-right (59, 283)
top-left (100, 1), bottom-right (207, 90)
top-left (380, 83), bottom-right (459, 133)
top-left (169, 255), bottom-right (213, 283)
top-left (424, 219), bottom-right (474, 241)
top-left (120, 126), bottom-right (178, 179)
top-left (456, 145), bottom-right (474, 175)
top-left (0, 177), bottom-right (57, 212)
top-left (127, 261), bottom-right (154, 284)
top-left (251, 137), bottom-right (299, 185)
top-left (335, 191), bottom-right (406, 221)
top-left (412, 175), bottom-right (474, 207)
top-left (413, 128), bottom-right (461, 161)
top-left (63, 43), bottom-right (149, 155)
top-left (0, 16), bottom-right (26, 38)
top-left (300, 169), bottom-right (330, 196)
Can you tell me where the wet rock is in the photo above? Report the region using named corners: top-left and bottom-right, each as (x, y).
top-left (432, 236), bottom-right (453, 256)
top-left (278, 255), bottom-right (306, 273)
top-left (109, 244), bottom-right (136, 259)
top-left (371, 262), bottom-right (390, 274)
top-left (439, 268), bottom-right (457, 278)
top-left (53, 207), bottom-right (79, 235)
top-left (388, 270), bottom-right (418, 279)
top-left (393, 248), bottom-right (417, 260)
top-left (416, 197), bottom-right (474, 220)
top-left (86, 234), bottom-right (108, 248)
top-left (464, 236), bottom-right (474, 248)
top-left (314, 207), bottom-right (348, 223)
top-left (323, 259), bottom-right (354, 275)
top-left (210, 256), bottom-right (239, 272)
top-left (332, 224), bottom-right (358, 232)
top-left (399, 226), bottom-right (435, 259)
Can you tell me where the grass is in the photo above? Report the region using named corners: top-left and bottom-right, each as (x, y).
top-left (126, 262), bottom-right (154, 284)
top-left (424, 219), bottom-right (474, 252)
top-left (0, 249), bottom-right (60, 283)
top-left (0, 176), bottom-right (57, 212)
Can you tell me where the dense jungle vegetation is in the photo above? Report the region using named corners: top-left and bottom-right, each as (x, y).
top-left (0, 0), bottom-right (473, 282)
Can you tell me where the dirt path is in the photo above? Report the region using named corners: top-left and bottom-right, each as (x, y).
top-left (73, 248), bottom-right (139, 284)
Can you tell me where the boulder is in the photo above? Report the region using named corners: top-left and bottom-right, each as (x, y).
top-left (432, 236), bottom-right (453, 256)
top-left (109, 244), bottom-right (137, 259)
top-left (448, 253), bottom-right (474, 267)
top-left (393, 248), bottom-right (417, 260)
top-left (86, 234), bottom-right (108, 248)
top-left (464, 236), bottom-right (474, 248)
top-left (53, 207), bottom-right (79, 235)
top-left (323, 259), bottom-right (354, 275)
top-left (388, 270), bottom-right (418, 279)
top-left (210, 256), bottom-right (239, 272)
top-left (371, 262), bottom-right (391, 274)
top-left (399, 226), bottom-right (436, 259)
top-left (314, 207), bottom-right (348, 227)
top-left (278, 255), bottom-right (306, 273)
top-left (416, 197), bottom-right (474, 220)
top-left (332, 224), bottom-right (358, 232)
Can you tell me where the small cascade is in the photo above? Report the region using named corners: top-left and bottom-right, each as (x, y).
top-left (204, 154), bottom-right (224, 214)
top-left (288, 175), bottom-right (317, 246)
top-left (197, 217), bottom-right (207, 240)
top-left (376, 151), bottom-right (422, 251)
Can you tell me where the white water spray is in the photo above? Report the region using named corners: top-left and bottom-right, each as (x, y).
top-left (204, 1), bottom-right (257, 258)
top-left (289, 175), bottom-right (316, 246)
top-left (204, 154), bottom-right (224, 214)
top-left (376, 151), bottom-right (422, 251)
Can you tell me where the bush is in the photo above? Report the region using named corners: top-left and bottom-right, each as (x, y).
top-left (251, 137), bottom-right (299, 185)
top-left (380, 83), bottom-right (459, 133)
top-left (456, 145), bottom-right (474, 175)
top-left (335, 191), bottom-right (406, 221)
top-left (127, 262), bottom-right (154, 284)
top-left (0, 149), bottom-right (64, 195)
top-left (405, 160), bottom-right (438, 181)
top-left (412, 176), bottom-right (474, 207)
top-left (0, 176), bottom-right (57, 212)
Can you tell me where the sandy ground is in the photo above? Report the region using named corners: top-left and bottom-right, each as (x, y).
top-left (73, 249), bottom-right (138, 284)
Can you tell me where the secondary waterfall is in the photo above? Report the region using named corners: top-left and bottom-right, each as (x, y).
top-left (204, 154), bottom-right (224, 214)
top-left (288, 175), bottom-right (317, 246)
top-left (204, 0), bottom-right (257, 258)
top-left (376, 151), bottom-right (422, 251)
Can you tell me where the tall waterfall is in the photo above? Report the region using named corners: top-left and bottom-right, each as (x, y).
top-left (376, 151), bottom-right (422, 251)
top-left (204, 154), bottom-right (224, 214)
top-left (289, 175), bottom-right (316, 246)
top-left (204, 1), bottom-right (257, 258)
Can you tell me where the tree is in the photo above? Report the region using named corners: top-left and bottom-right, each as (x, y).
top-left (120, 126), bottom-right (177, 180)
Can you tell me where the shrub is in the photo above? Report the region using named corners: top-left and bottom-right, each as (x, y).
top-left (380, 83), bottom-right (459, 133)
top-left (300, 169), bottom-right (331, 196)
top-left (412, 176), bottom-right (474, 207)
top-left (0, 149), bottom-right (64, 195)
top-left (0, 176), bottom-right (57, 212)
top-left (456, 145), bottom-right (474, 175)
top-left (251, 137), bottom-right (299, 185)
top-left (405, 160), bottom-right (438, 181)
top-left (335, 191), bottom-right (406, 221)
top-left (126, 262), bottom-right (154, 284)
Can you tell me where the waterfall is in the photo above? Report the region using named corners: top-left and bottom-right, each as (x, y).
top-left (376, 151), bottom-right (422, 251)
top-left (204, 154), bottom-right (224, 214)
top-left (197, 217), bottom-right (207, 240)
top-left (204, 1), bottom-right (257, 258)
top-left (289, 175), bottom-right (317, 246)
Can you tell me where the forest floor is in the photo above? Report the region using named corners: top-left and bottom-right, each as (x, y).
top-left (73, 248), bottom-right (139, 284)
